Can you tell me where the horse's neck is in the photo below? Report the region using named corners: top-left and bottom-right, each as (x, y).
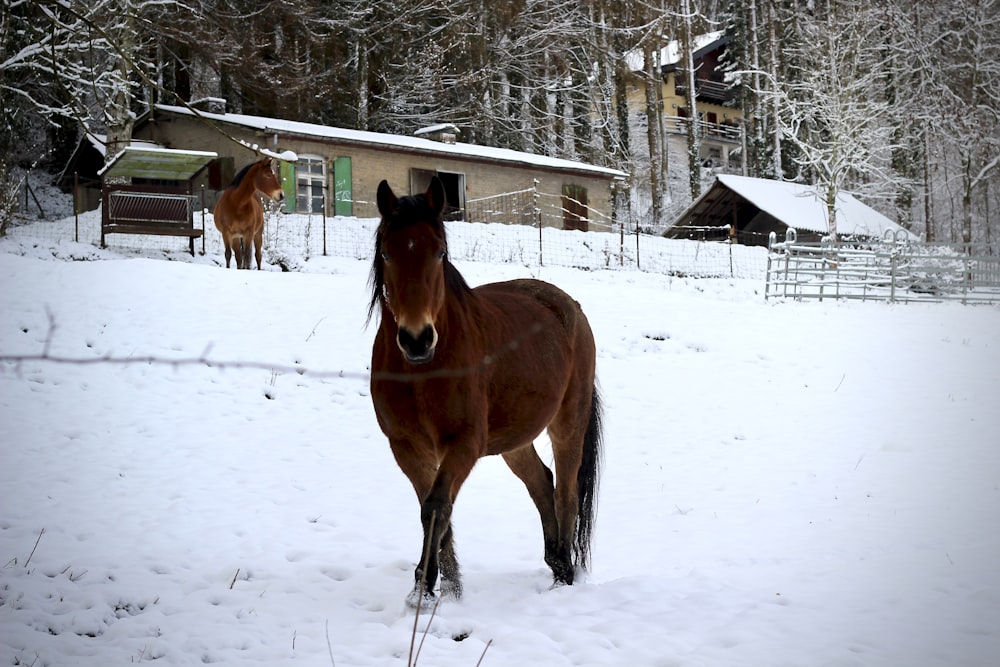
top-left (439, 286), bottom-right (479, 336)
top-left (236, 168), bottom-right (260, 197)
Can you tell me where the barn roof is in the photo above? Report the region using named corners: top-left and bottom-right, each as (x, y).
top-left (153, 105), bottom-right (627, 180)
top-left (668, 174), bottom-right (917, 241)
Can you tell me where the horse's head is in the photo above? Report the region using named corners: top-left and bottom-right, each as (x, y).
top-left (254, 158), bottom-right (285, 203)
top-left (371, 177), bottom-right (457, 364)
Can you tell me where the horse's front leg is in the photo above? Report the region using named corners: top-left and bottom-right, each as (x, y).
top-left (408, 493), bottom-right (453, 609)
top-left (408, 448), bottom-right (477, 608)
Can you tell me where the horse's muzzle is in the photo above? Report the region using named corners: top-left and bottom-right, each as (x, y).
top-left (397, 324), bottom-right (437, 364)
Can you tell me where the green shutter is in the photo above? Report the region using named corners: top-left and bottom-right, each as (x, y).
top-left (333, 156), bottom-right (352, 216)
top-left (280, 159), bottom-right (296, 213)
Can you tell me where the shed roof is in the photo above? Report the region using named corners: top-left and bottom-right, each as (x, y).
top-left (669, 174), bottom-right (917, 240)
top-left (153, 105), bottom-right (627, 180)
top-left (99, 146), bottom-right (217, 182)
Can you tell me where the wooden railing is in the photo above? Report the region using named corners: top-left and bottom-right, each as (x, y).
top-left (663, 116), bottom-right (742, 143)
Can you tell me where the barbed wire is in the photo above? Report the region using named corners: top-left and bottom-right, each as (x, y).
top-left (1, 320), bottom-right (547, 383)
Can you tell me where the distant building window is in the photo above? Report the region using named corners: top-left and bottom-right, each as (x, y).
top-left (296, 156), bottom-right (325, 214)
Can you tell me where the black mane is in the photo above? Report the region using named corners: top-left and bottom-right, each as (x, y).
top-left (228, 160), bottom-right (259, 189)
top-left (367, 191), bottom-right (470, 325)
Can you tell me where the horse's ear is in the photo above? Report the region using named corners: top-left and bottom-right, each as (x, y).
top-left (377, 180), bottom-right (397, 217)
top-left (425, 176), bottom-right (445, 217)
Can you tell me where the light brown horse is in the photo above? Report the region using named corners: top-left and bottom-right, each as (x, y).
top-left (369, 177), bottom-right (603, 608)
top-left (213, 158), bottom-right (284, 269)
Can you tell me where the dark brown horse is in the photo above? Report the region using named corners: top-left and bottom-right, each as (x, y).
top-left (213, 158), bottom-right (284, 269)
top-left (369, 177), bottom-right (603, 608)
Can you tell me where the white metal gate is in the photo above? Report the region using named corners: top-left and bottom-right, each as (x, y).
top-left (766, 229), bottom-right (1000, 304)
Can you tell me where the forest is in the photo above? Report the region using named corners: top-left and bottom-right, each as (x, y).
top-left (2, 0), bottom-right (998, 245)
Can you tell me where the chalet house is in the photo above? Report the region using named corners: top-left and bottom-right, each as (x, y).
top-left (665, 175), bottom-right (918, 246)
top-left (626, 31), bottom-right (744, 174)
top-left (127, 105), bottom-right (626, 230)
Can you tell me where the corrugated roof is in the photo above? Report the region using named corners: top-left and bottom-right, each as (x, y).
top-left (99, 146), bottom-right (217, 182)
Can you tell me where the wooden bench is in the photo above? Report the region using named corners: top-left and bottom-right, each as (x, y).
top-left (101, 185), bottom-right (203, 255)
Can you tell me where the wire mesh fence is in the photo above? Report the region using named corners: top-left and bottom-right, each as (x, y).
top-left (5, 189), bottom-right (769, 280)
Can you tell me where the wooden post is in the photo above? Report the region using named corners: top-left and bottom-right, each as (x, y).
top-left (74, 172), bottom-right (80, 243)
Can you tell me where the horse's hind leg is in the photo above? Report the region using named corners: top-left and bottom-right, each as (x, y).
top-left (547, 427), bottom-right (582, 585)
top-left (253, 227), bottom-right (263, 270)
top-left (223, 236), bottom-right (233, 268)
top-left (546, 379), bottom-right (602, 586)
top-left (502, 444), bottom-right (565, 581)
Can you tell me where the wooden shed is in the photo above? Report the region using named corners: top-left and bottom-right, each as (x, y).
top-left (665, 174), bottom-right (917, 246)
top-left (132, 105), bottom-right (627, 230)
top-left (99, 146), bottom-right (217, 255)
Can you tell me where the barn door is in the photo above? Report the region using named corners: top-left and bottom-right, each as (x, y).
top-left (562, 184), bottom-right (588, 231)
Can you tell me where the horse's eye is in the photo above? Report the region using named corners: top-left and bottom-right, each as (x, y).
top-left (381, 251), bottom-right (390, 263)
top-left (437, 249), bottom-right (446, 261)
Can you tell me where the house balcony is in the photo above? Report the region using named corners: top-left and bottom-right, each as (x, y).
top-left (674, 77), bottom-right (736, 105)
top-left (664, 115), bottom-right (742, 143)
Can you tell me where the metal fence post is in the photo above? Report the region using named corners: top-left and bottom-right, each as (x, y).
top-left (200, 185), bottom-right (206, 255)
top-left (889, 250), bottom-right (897, 303)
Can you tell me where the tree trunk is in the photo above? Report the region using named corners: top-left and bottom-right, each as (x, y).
top-left (104, 5), bottom-right (136, 172)
top-left (768, 0), bottom-right (782, 179)
top-left (681, 0), bottom-right (700, 200)
top-left (644, 43), bottom-right (663, 227)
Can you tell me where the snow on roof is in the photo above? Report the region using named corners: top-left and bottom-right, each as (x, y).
top-left (626, 30), bottom-right (726, 73)
top-left (716, 174), bottom-right (917, 240)
top-left (155, 105), bottom-right (627, 179)
top-left (86, 133), bottom-right (160, 158)
top-left (414, 123), bottom-right (460, 136)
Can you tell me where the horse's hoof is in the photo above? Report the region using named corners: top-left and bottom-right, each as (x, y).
top-left (405, 588), bottom-right (437, 611)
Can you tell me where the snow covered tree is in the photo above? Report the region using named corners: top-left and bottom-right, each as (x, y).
top-left (928, 0), bottom-right (1000, 245)
top-left (757, 0), bottom-right (901, 239)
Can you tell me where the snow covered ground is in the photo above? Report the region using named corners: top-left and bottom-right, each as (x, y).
top-left (1, 207), bottom-right (999, 666)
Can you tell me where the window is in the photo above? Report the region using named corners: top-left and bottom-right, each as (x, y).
top-left (296, 156), bottom-right (326, 214)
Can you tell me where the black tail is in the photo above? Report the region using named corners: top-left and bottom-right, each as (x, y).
top-left (573, 384), bottom-right (603, 572)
